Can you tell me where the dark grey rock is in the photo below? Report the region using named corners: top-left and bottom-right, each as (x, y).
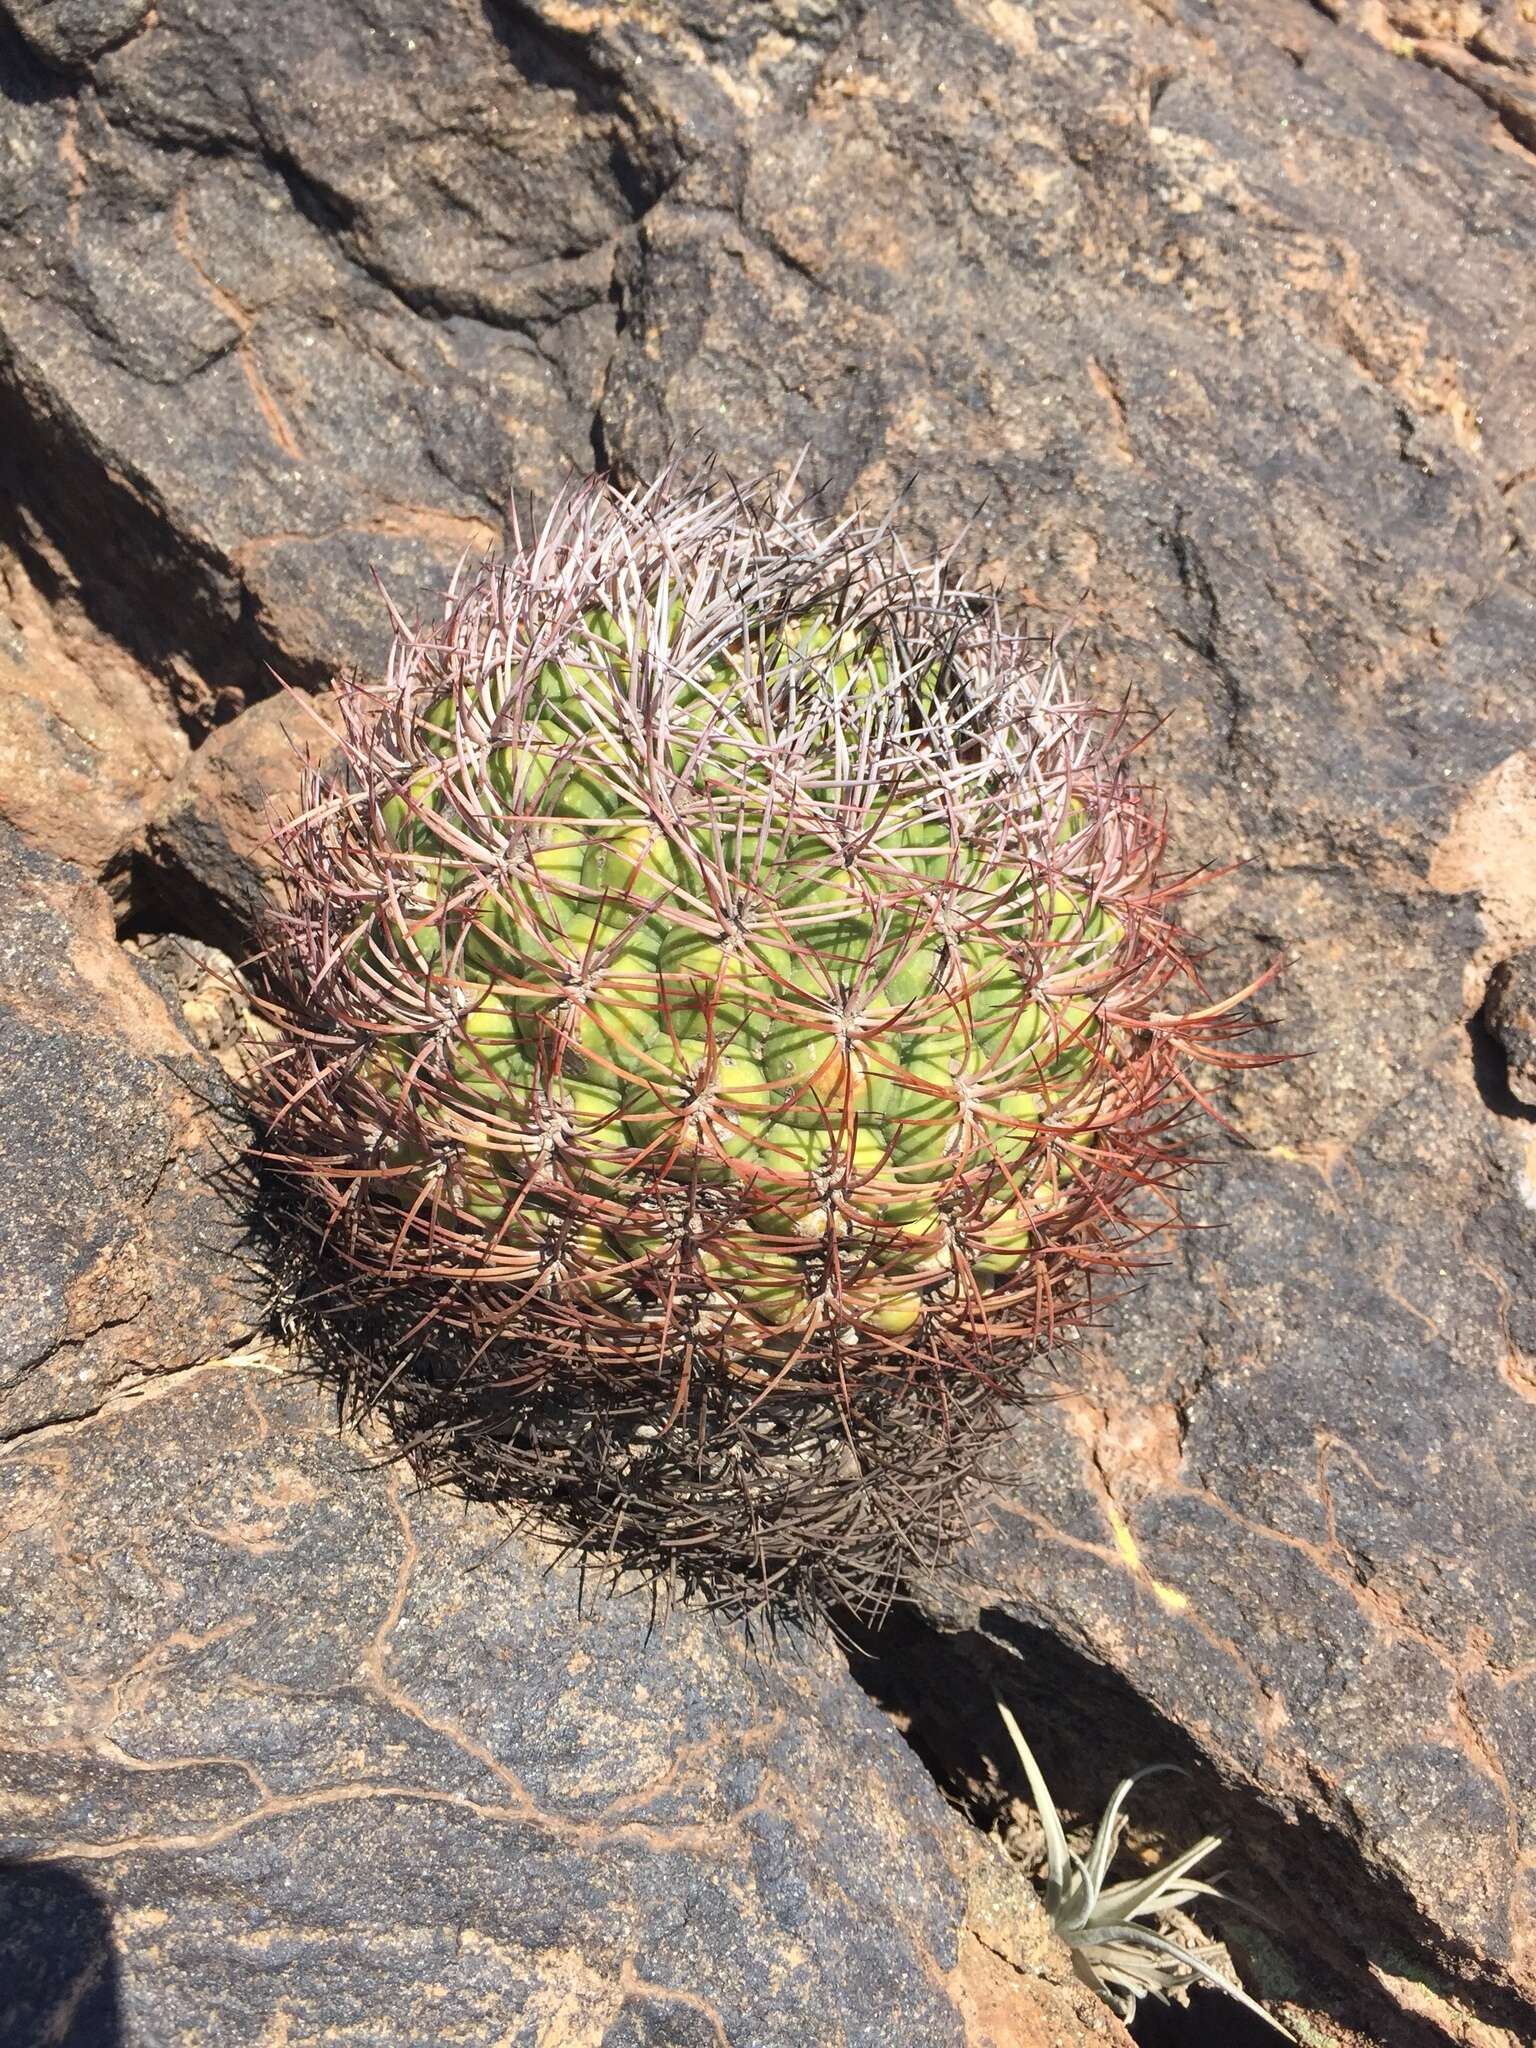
top-left (0, 828), bottom-right (264, 1436)
top-left (1, 0), bottom-right (150, 71)
top-left (586, 3), bottom-right (1536, 2036)
top-left (4, 0), bottom-right (1536, 2041)
top-left (0, 827), bottom-right (1112, 2046)
top-left (1486, 948), bottom-right (1536, 1110)
top-left (0, 0), bottom-right (675, 725)
top-left (0, 1365), bottom-right (1118, 2048)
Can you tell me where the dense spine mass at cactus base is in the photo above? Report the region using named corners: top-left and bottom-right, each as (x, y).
top-left (254, 469), bottom-right (1249, 1608)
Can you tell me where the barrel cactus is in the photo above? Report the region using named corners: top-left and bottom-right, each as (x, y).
top-left (253, 467), bottom-right (1248, 1616)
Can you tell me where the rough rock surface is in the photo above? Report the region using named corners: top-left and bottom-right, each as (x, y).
top-left (138, 685), bottom-right (339, 953)
top-left (3, 0), bottom-right (1535, 2043)
top-left (0, 826), bottom-right (264, 1440)
top-left (0, 534), bottom-right (187, 875)
top-left (1485, 946), bottom-right (1536, 1111)
top-left (0, 1362), bottom-right (1123, 2048)
top-left (587, 3), bottom-right (1536, 2039)
top-left (0, 0), bottom-right (682, 721)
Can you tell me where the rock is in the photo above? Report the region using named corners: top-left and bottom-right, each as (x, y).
top-left (122, 930), bottom-right (255, 1068)
top-left (0, 828), bottom-right (265, 1439)
top-left (601, 0), bottom-right (1534, 877)
top-left (137, 686), bottom-right (340, 955)
top-left (0, 0), bottom-right (672, 724)
top-left (0, 1361), bottom-right (1123, 2048)
top-left (1430, 749), bottom-right (1536, 974)
top-left (937, 1081), bottom-right (1536, 2039)
top-left (1485, 949), bottom-right (1536, 1111)
top-left (587, 2), bottom-right (1536, 2039)
top-left (1, 0), bottom-right (151, 71)
top-left (0, 531), bottom-right (187, 876)
top-left (1316, 0), bottom-right (1536, 152)
top-left (3, 0), bottom-right (1535, 2041)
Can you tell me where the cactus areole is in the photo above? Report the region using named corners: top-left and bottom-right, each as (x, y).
top-left (255, 468), bottom-right (1248, 1614)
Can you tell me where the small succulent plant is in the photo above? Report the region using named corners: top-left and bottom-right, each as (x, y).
top-left (251, 465), bottom-right (1255, 1613)
top-left (998, 1701), bottom-right (1295, 2036)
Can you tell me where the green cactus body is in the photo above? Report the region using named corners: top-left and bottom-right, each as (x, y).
top-left (257, 469), bottom-right (1241, 1611)
top-left (337, 591), bottom-right (1131, 1359)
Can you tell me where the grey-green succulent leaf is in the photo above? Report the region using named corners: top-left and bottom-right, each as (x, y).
top-left (997, 1700), bottom-right (1296, 2039)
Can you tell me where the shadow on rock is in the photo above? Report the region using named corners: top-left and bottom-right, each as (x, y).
top-left (0, 1859), bottom-right (124, 2047)
top-left (845, 1604), bottom-right (1482, 2048)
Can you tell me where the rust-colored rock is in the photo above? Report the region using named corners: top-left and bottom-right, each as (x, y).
top-left (139, 685), bottom-right (339, 952)
top-left (0, 536), bottom-right (185, 874)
